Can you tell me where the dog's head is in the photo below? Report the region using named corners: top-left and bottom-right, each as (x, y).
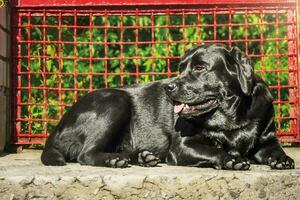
top-left (165, 43), bottom-right (254, 118)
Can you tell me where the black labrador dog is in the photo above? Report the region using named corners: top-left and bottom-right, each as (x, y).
top-left (41, 43), bottom-right (294, 170)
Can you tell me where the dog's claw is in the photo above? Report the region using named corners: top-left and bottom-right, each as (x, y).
top-left (138, 150), bottom-right (160, 167)
top-left (225, 160), bottom-right (234, 169)
top-left (223, 156), bottom-right (250, 170)
top-left (105, 157), bottom-right (129, 168)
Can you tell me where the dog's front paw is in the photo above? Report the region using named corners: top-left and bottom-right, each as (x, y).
top-left (138, 150), bottom-right (160, 167)
top-left (267, 155), bottom-right (295, 170)
top-left (222, 156), bottom-right (251, 170)
top-left (105, 157), bottom-right (129, 168)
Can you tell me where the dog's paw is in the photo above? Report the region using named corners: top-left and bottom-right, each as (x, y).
top-left (222, 156), bottom-right (250, 170)
top-left (138, 150), bottom-right (160, 167)
top-left (105, 157), bottom-right (129, 168)
top-left (267, 155), bottom-right (295, 170)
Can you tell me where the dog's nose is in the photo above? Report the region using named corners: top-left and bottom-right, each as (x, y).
top-left (166, 83), bottom-right (178, 93)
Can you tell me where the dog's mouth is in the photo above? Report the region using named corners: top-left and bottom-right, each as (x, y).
top-left (173, 99), bottom-right (218, 115)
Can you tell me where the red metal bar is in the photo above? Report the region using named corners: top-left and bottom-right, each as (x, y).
top-left (297, 0), bottom-right (300, 141)
top-left (276, 8), bottom-right (281, 132)
top-left (287, 7), bottom-right (299, 141)
top-left (135, 9), bottom-right (139, 83)
top-left (14, 21), bottom-right (295, 28)
top-left (228, 8), bottom-right (232, 48)
top-left (42, 10), bottom-right (47, 143)
top-left (151, 11), bottom-right (155, 81)
top-left (58, 12), bottom-right (63, 120)
top-left (89, 12), bottom-right (93, 91)
top-left (213, 8), bottom-right (216, 43)
top-left (74, 10), bottom-right (78, 101)
top-left (13, 7), bottom-right (295, 14)
top-left (196, 10), bottom-right (201, 45)
top-left (245, 9), bottom-right (249, 54)
top-left (27, 11), bottom-right (32, 144)
top-left (166, 9), bottom-right (171, 79)
top-left (104, 10), bottom-right (108, 88)
top-left (120, 12), bottom-right (124, 86)
top-left (15, 38), bottom-right (296, 47)
top-left (15, 0), bottom-right (297, 7)
top-left (259, 9), bottom-right (265, 82)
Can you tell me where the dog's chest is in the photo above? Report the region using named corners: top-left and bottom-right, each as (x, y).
top-left (205, 127), bottom-right (257, 155)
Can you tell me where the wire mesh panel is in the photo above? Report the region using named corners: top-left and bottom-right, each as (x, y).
top-left (11, 1), bottom-right (299, 144)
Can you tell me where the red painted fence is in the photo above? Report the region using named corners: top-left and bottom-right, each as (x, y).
top-left (10, 0), bottom-right (300, 144)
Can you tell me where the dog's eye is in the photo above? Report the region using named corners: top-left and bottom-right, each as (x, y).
top-left (193, 64), bottom-right (206, 72)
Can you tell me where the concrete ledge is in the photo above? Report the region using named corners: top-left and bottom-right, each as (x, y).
top-left (0, 148), bottom-right (300, 200)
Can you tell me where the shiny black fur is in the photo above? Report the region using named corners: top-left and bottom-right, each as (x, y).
top-left (41, 43), bottom-right (294, 170)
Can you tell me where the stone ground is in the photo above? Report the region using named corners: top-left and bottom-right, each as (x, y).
top-left (0, 148), bottom-right (300, 200)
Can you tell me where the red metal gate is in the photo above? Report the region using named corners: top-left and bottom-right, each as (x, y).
top-left (10, 0), bottom-right (300, 144)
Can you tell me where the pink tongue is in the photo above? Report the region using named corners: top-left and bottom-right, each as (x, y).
top-left (174, 103), bottom-right (185, 113)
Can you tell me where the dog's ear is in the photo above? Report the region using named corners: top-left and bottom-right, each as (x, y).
top-left (229, 46), bottom-right (254, 96)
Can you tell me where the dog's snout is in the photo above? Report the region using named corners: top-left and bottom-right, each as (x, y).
top-left (166, 83), bottom-right (178, 93)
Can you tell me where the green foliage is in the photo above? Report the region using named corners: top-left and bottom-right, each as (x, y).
top-left (20, 12), bottom-right (291, 135)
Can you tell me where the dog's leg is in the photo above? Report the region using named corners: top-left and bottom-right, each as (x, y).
top-left (69, 91), bottom-right (135, 168)
top-left (41, 133), bottom-right (66, 166)
top-left (168, 138), bottom-right (250, 170)
top-left (76, 122), bottom-right (131, 168)
top-left (249, 117), bottom-right (295, 169)
top-left (251, 136), bottom-right (295, 169)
